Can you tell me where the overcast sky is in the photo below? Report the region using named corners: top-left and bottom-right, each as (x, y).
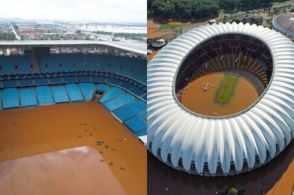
top-left (0, 0), bottom-right (146, 23)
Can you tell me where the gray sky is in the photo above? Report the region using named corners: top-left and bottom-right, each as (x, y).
top-left (0, 0), bottom-right (146, 23)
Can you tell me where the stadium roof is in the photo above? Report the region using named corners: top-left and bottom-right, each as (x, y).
top-left (272, 12), bottom-right (294, 38)
top-left (0, 40), bottom-right (146, 56)
top-left (147, 23), bottom-right (294, 176)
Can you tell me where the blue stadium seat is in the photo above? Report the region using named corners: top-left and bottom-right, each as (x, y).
top-left (36, 54), bottom-right (146, 83)
top-left (92, 76), bottom-right (106, 83)
top-left (51, 86), bottom-right (69, 103)
top-left (99, 87), bottom-right (125, 103)
top-left (65, 84), bottom-right (84, 102)
top-left (120, 81), bottom-right (135, 91)
top-left (35, 78), bottom-right (49, 86)
top-left (19, 88), bottom-right (38, 107)
top-left (77, 76), bottom-right (91, 83)
top-left (63, 77), bottom-right (76, 83)
top-left (97, 84), bottom-right (110, 92)
top-left (1, 63), bottom-right (14, 75)
top-left (3, 80), bottom-right (18, 88)
top-left (2, 88), bottom-right (19, 109)
top-left (113, 100), bottom-right (146, 121)
top-left (79, 83), bottom-right (95, 101)
top-left (124, 112), bottom-right (147, 135)
top-left (49, 77), bottom-right (62, 85)
top-left (36, 86), bottom-right (54, 105)
top-left (18, 79), bottom-right (34, 87)
top-left (0, 56), bottom-right (32, 75)
top-left (130, 87), bottom-right (146, 97)
top-left (103, 93), bottom-right (135, 111)
top-left (106, 78), bottom-right (121, 86)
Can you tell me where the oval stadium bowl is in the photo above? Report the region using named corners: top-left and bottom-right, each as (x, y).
top-left (147, 22), bottom-right (294, 176)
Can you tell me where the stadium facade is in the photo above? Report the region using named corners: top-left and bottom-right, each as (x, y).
top-left (147, 23), bottom-right (294, 176)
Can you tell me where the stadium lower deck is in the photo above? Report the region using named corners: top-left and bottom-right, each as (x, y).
top-left (0, 52), bottom-right (147, 194)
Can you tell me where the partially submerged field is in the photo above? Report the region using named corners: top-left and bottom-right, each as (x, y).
top-left (0, 102), bottom-right (146, 195)
top-left (215, 73), bottom-right (239, 104)
top-left (180, 72), bottom-right (261, 116)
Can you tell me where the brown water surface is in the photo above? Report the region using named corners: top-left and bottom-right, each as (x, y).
top-left (0, 146), bottom-right (126, 195)
top-left (181, 72), bottom-right (262, 116)
top-left (0, 102), bottom-right (146, 195)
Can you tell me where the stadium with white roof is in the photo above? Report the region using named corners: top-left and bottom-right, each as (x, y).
top-left (147, 23), bottom-right (294, 176)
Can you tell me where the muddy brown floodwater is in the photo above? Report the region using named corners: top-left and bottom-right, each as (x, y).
top-left (181, 72), bottom-right (262, 116)
top-left (0, 146), bottom-right (127, 195)
top-left (0, 101), bottom-right (146, 195)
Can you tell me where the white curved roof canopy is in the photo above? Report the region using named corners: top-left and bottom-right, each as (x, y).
top-left (147, 23), bottom-right (294, 176)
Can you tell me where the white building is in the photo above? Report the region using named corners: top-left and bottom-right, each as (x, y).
top-left (147, 23), bottom-right (294, 176)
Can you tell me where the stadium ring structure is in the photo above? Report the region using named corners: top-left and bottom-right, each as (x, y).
top-left (147, 22), bottom-right (294, 176)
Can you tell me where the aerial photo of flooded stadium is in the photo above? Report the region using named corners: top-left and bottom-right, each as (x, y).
top-left (148, 0), bottom-right (294, 194)
top-left (0, 0), bottom-right (147, 194)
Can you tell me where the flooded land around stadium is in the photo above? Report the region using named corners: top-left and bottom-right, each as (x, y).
top-left (0, 101), bottom-right (146, 195)
top-left (180, 72), bottom-right (262, 116)
top-left (148, 141), bottom-right (294, 195)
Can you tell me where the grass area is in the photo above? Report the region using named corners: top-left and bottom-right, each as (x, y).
top-left (159, 23), bottom-right (186, 30)
top-left (215, 73), bottom-right (239, 104)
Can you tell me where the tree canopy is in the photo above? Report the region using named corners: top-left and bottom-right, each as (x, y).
top-left (148, 0), bottom-right (284, 20)
top-left (148, 0), bottom-right (219, 20)
top-left (0, 32), bottom-right (16, 40)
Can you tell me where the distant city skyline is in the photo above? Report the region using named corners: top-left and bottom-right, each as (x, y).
top-left (0, 0), bottom-right (146, 23)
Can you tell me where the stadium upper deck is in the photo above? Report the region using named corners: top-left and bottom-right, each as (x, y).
top-left (0, 40), bottom-right (146, 56)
